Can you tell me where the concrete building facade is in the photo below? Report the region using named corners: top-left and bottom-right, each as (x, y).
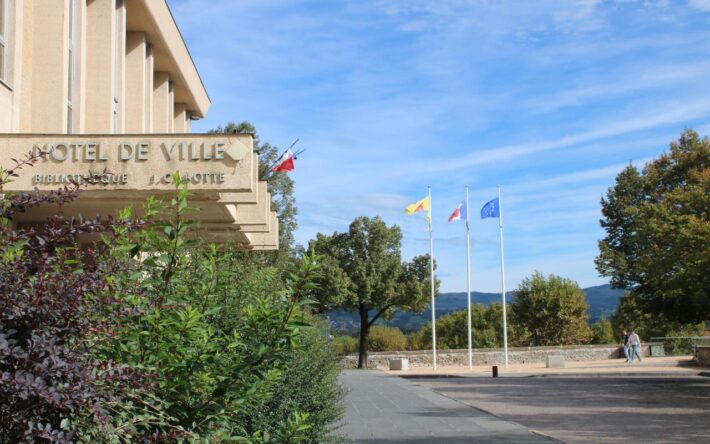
top-left (0, 0), bottom-right (278, 249)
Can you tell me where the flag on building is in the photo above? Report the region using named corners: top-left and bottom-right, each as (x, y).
top-left (272, 149), bottom-right (296, 172)
top-left (405, 196), bottom-right (431, 221)
top-left (480, 197), bottom-right (499, 219)
top-left (448, 200), bottom-right (467, 222)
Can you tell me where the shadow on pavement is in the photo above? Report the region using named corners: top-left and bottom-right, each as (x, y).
top-left (414, 376), bottom-right (710, 443)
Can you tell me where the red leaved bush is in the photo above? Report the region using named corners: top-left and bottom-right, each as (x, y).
top-left (0, 152), bottom-right (151, 443)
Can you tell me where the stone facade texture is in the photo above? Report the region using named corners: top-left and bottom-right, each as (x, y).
top-left (696, 346), bottom-right (710, 367)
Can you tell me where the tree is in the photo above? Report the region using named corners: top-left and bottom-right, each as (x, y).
top-left (596, 129), bottom-right (710, 324)
top-left (309, 216), bottom-right (437, 368)
top-left (210, 122), bottom-right (298, 257)
top-left (590, 318), bottom-right (615, 344)
top-left (368, 325), bottom-right (407, 352)
top-left (407, 304), bottom-right (504, 350)
top-left (510, 272), bottom-right (592, 346)
top-left (611, 291), bottom-right (704, 345)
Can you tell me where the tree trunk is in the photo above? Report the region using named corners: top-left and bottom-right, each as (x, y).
top-left (358, 305), bottom-right (370, 369)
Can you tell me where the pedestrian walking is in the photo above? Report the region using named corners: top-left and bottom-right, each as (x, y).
top-left (629, 330), bottom-right (642, 363)
top-left (622, 330), bottom-right (630, 363)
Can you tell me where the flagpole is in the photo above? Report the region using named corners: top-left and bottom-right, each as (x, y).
top-left (465, 185), bottom-right (473, 370)
top-left (428, 185), bottom-right (437, 372)
top-left (497, 185), bottom-right (509, 368)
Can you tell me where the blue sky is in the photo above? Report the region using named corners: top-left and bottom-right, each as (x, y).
top-left (169, 0), bottom-right (710, 293)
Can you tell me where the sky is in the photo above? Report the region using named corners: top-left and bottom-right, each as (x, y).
top-left (168, 0), bottom-right (710, 293)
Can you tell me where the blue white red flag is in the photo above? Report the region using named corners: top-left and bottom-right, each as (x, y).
top-left (448, 200), bottom-right (467, 222)
top-left (272, 149), bottom-right (295, 172)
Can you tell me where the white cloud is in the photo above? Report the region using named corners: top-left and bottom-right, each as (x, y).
top-left (401, 99), bottom-right (710, 175)
top-left (167, 0), bottom-right (710, 293)
top-left (689, 0), bottom-right (710, 11)
top-left (521, 61), bottom-right (710, 114)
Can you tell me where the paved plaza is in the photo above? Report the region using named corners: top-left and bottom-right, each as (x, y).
top-left (415, 375), bottom-right (710, 443)
top-left (340, 370), bottom-right (554, 443)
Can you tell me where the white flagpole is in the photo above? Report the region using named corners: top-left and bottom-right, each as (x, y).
top-left (428, 185), bottom-right (437, 371)
top-left (465, 185), bottom-right (473, 370)
top-left (497, 185), bottom-right (509, 368)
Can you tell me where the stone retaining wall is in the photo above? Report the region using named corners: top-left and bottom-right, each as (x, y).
top-left (696, 346), bottom-right (710, 367)
top-left (340, 344), bottom-right (658, 369)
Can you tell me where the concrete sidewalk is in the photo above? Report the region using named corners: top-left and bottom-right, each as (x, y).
top-left (384, 356), bottom-right (701, 378)
top-left (340, 370), bottom-right (555, 443)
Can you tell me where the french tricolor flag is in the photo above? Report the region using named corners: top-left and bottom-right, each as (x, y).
top-left (448, 200), bottom-right (467, 223)
top-left (272, 149), bottom-right (296, 173)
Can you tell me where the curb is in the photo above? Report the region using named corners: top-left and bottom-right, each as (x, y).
top-left (393, 370), bottom-right (705, 379)
top-left (531, 372), bottom-right (704, 378)
top-left (397, 373), bottom-right (474, 379)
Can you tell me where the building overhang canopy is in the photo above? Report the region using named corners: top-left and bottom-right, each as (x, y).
top-left (1, 133), bottom-right (278, 250)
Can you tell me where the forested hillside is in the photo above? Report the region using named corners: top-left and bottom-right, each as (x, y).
top-left (328, 284), bottom-right (623, 334)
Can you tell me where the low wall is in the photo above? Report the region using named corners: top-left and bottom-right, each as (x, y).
top-left (696, 346), bottom-right (710, 367)
top-left (340, 344), bottom-right (658, 369)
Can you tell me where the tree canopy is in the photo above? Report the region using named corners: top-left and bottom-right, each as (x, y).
top-left (210, 121), bottom-right (298, 256)
top-left (596, 129), bottom-right (710, 324)
top-left (309, 216), bottom-right (438, 367)
top-left (407, 303), bottom-right (504, 350)
top-left (510, 272), bottom-right (592, 346)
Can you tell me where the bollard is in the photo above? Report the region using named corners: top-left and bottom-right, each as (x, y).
top-left (492, 365), bottom-right (498, 377)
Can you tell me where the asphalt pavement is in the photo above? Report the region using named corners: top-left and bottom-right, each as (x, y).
top-left (340, 370), bottom-right (555, 443)
top-left (414, 375), bottom-right (710, 443)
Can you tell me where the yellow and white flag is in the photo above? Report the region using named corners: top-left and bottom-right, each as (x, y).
top-left (405, 196), bottom-right (431, 221)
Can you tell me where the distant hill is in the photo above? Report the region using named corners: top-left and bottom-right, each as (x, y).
top-left (327, 284), bottom-right (624, 335)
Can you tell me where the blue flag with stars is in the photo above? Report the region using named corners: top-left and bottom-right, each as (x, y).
top-left (480, 197), bottom-right (499, 219)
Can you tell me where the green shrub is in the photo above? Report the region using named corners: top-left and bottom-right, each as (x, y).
top-left (0, 167), bottom-right (346, 442)
top-left (408, 304), bottom-right (504, 350)
top-left (368, 325), bottom-right (407, 352)
top-left (663, 324), bottom-right (706, 356)
top-left (612, 292), bottom-right (706, 355)
top-left (590, 318), bottom-right (616, 344)
top-left (243, 316), bottom-right (347, 443)
top-left (510, 272), bottom-right (592, 346)
top-left (332, 335), bottom-right (359, 355)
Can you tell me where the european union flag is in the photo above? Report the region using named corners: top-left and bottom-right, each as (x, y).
top-left (480, 197), bottom-right (499, 219)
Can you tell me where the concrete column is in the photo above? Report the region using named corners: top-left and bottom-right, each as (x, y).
top-left (168, 82), bottom-right (174, 133)
top-left (75, 0), bottom-right (87, 133)
top-left (6, 0), bottom-right (25, 133)
top-left (115, 0), bottom-right (126, 133)
top-left (84, 0), bottom-right (115, 133)
top-left (173, 103), bottom-right (187, 133)
top-left (152, 71), bottom-right (170, 133)
top-left (28, 0), bottom-right (69, 133)
top-left (18, 0), bottom-right (33, 132)
top-left (124, 32), bottom-right (146, 133)
top-left (144, 44), bottom-right (153, 132)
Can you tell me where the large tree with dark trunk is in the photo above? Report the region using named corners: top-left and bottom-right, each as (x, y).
top-left (310, 216), bottom-right (436, 368)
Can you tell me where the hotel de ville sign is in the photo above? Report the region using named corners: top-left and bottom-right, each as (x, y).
top-left (0, 134), bottom-right (256, 193)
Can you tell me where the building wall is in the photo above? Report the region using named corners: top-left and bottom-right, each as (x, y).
top-left (0, 1), bottom-right (279, 250)
top-left (0, 0), bottom-right (204, 135)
